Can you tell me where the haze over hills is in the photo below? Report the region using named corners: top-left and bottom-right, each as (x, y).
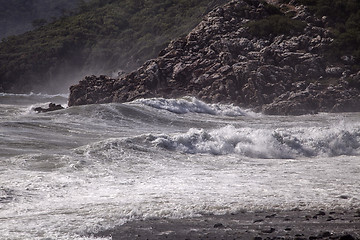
top-left (0, 0), bottom-right (227, 93)
top-left (0, 0), bottom-right (84, 40)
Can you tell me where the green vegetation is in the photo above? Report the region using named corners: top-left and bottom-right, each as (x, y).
top-left (247, 15), bottom-right (306, 37)
top-left (246, 2), bottom-right (306, 37)
top-left (283, 0), bottom-right (360, 61)
top-left (0, 0), bottom-right (226, 93)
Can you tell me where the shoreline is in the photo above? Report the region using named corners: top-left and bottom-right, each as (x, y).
top-left (92, 209), bottom-right (360, 240)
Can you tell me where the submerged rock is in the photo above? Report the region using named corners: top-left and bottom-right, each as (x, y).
top-left (68, 0), bottom-right (360, 115)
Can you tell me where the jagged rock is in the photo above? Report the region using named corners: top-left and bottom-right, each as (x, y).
top-left (68, 0), bottom-right (360, 115)
top-left (34, 103), bottom-right (64, 113)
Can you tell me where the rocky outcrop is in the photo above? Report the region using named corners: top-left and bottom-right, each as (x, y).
top-left (68, 0), bottom-right (360, 115)
top-left (34, 103), bottom-right (64, 113)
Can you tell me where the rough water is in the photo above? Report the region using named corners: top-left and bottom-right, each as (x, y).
top-left (0, 93), bottom-right (359, 240)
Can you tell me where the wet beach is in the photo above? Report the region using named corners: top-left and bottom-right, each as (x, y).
top-left (93, 209), bottom-right (360, 240)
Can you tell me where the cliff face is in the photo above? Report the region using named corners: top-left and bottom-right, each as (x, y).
top-left (69, 0), bottom-right (360, 115)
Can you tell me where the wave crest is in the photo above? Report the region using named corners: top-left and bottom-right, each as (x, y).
top-left (130, 97), bottom-right (255, 116)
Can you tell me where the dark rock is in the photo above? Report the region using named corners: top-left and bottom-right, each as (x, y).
top-left (319, 231), bottom-right (332, 237)
top-left (253, 219), bottom-right (264, 223)
top-left (34, 103), bottom-right (64, 113)
top-left (213, 223), bottom-right (224, 228)
top-left (340, 234), bottom-right (355, 240)
top-left (262, 227), bottom-right (276, 234)
top-left (340, 195), bottom-right (350, 199)
top-left (68, 0), bottom-right (360, 115)
top-left (317, 211), bottom-right (326, 216)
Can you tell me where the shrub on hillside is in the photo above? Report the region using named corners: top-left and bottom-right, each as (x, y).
top-left (292, 0), bottom-right (360, 62)
top-left (246, 14), bottom-right (306, 37)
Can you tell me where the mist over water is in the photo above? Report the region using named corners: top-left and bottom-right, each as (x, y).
top-left (0, 93), bottom-right (359, 239)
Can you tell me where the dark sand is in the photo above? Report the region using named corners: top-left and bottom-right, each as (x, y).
top-left (92, 209), bottom-right (360, 240)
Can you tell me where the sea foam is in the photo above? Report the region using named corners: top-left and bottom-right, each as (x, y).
top-left (146, 124), bottom-right (360, 158)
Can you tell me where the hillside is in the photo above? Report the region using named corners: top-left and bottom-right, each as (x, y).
top-left (0, 0), bottom-right (227, 93)
top-left (290, 0), bottom-right (360, 61)
top-left (69, 0), bottom-right (360, 115)
top-left (0, 0), bottom-right (83, 40)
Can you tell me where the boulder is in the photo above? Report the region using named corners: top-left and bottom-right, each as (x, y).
top-left (34, 103), bottom-right (64, 113)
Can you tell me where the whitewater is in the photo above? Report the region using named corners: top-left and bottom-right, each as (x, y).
top-left (0, 93), bottom-right (359, 239)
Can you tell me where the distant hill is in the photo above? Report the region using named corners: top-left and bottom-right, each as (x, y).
top-left (0, 0), bottom-right (227, 93)
top-left (0, 0), bottom-right (83, 40)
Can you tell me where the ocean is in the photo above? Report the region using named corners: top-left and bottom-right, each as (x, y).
top-left (0, 93), bottom-right (359, 239)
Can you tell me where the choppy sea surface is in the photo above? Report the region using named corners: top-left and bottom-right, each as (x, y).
top-left (0, 93), bottom-right (359, 239)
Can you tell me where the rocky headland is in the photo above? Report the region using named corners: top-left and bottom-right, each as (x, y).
top-left (68, 0), bottom-right (360, 115)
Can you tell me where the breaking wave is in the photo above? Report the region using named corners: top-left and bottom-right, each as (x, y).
top-left (145, 125), bottom-right (360, 158)
top-left (2, 93), bottom-right (360, 240)
top-left (131, 97), bottom-right (256, 116)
